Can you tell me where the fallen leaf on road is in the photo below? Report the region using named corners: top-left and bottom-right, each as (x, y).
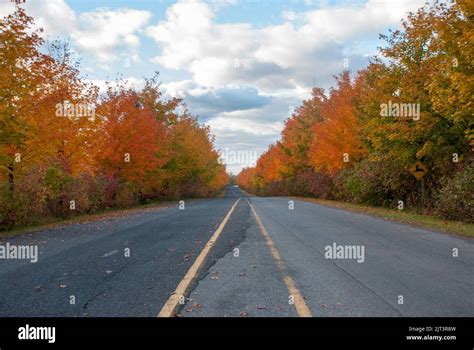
top-left (185, 303), bottom-right (203, 313)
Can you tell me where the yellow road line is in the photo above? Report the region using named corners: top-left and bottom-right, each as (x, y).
top-left (158, 198), bottom-right (241, 317)
top-left (245, 197), bottom-right (312, 317)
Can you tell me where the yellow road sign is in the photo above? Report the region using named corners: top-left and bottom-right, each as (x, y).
top-left (409, 161), bottom-right (428, 180)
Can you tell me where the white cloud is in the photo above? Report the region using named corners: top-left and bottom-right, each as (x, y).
top-left (144, 0), bottom-right (427, 173)
top-left (0, 0), bottom-right (75, 36)
top-left (209, 0), bottom-right (238, 9)
top-left (0, 2), bottom-right (151, 63)
top-left (146, 0), bottom-right (213, 69)
top-left (72, 8), bottom-right (151, 62)
top-left (209, 116), bottom-right (283, 136)
top-left (282, 10), bottom-right (296, 22)
top-left (87, 77), bottom-right (146, 95)
top-left (146, 0), bottom-right (425, 92)
top-left (302, 0), bottom-right (425, 41)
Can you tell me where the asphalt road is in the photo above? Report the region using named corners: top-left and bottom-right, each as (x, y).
top-left (0, 186), bottom-right (472, 317)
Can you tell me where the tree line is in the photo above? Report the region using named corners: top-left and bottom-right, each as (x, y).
top-left (0, 9), bottom-right (228, 230)
top-left (237, 1), bottom-right (472, 222)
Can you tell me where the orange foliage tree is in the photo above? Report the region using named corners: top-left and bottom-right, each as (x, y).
top-left (237, 1), bottom-right (471, 221)
top-left (0, 9), bottom-right (228, 229)
top-left (308, 72), bottom-right (366, 174)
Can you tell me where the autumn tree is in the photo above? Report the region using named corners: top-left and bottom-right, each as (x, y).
top-left (254, 143), bottom-right (285, 187)
top-left (236, 167), bottom-right (256, 193)
top-left (358, 0), bottom-right (472, 174)
top-left (279, 89), bottom-right (323, 178)
top-left (309, 71), bottom-right (366, 174)
top-left (0, 8), bottom-right (51, 191)
top-left (0, 8), bottom-right (228, 229)
top-left (238, 0), bottom-right (472, 221)
top-left (161, 115), bottom-right (227, 197)
top-left (95, 85), bottom-right (168, 191)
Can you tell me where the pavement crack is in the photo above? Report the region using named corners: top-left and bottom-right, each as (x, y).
top-left (176, 200), bottom-right (250, 315)
top-left (81, 288), bottom-right (109, 314)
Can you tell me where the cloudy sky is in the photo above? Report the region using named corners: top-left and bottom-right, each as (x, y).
top-left (1, 0), bottom-right (427, 174)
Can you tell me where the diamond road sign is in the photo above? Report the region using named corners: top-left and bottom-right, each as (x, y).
top-left (409, 161), bottom-right (428, 180)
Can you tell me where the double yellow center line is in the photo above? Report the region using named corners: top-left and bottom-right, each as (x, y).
top-left (158, 196), bottom-right (311, 317)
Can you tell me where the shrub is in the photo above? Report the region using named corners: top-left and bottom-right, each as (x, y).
top-left (15, 167), bottom-right (49, 220)
top-left (0, 185), bottom-right (29, 230)
top-left (114, 182), bottom-right (139, 208)
top-left (342, 158), bottom-right (415, 207)
top-left (436, 162), bottom-right (473, 222)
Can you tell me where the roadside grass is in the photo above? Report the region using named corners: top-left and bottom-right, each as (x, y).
top-left (297, 197), bottom-right (474, 239)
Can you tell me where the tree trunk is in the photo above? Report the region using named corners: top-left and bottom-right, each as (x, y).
top-left (8, 163), bottom-right (14, 193)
